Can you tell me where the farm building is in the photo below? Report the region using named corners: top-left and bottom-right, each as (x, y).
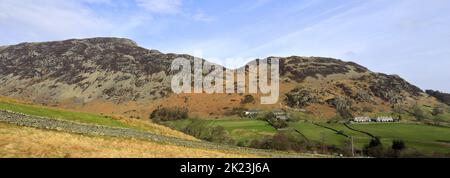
top-left (243, 109), bottom-right (260, 119)
top-left (352, 117), bottom-right (372, 123)
top-left (375, 117), bottom-right (395, 122)
top-left (272, 110), bottom-right (289, 121)
top-left (351, 116), bottom-right (396, 123)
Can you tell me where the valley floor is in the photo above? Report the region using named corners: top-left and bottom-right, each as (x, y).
top-left (165, 118), bottom-right (450, 156)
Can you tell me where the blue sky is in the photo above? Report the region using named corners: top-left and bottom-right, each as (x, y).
top-left (1, 0), bottom-right (449, 92)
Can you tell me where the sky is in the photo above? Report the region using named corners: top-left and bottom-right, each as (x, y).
top-left (0, 0), bottom-right (449, 92)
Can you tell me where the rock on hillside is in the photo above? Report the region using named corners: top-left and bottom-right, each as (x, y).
top-left (0, 38), bottom-right (187, 104)
top-left (278, 56), bottom-right (430, 117)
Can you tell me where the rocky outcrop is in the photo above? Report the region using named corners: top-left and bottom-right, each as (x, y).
top-left (280, 56), bottom-right (367, 82)
top-left (362, 73), bottom-right (423, 104)
top-left (0, 38), bottom-right (177, 104)
top-left (284, 87), bottom-right (321, 108)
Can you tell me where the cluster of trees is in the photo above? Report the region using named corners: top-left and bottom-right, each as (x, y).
top-left (240, 95), bottom-right (255, 104)
top-left (249, 132), bottom-right (346, 155)
top-left (249, 133), bottom-right (310, 152)
top-left (392, 103), bottom-right (447, 122)
top-left (363, 137), bottom-right (407, 158)
top-left (326, 97), bottom-right (354, 120)
top-left (224, 107), bottom-right (248, 117)
top-left (150, 107), bottom-right (188, 122)
top-left (265, 113), bottom-right (288, 129)
top-left (411, 104), bottom-right (427, 121)
top-left (182, 120), bottom-right (235, 145)
top-left (432, 104), bottom-right (447, 116)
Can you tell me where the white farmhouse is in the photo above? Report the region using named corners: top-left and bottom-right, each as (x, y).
top-left (243, 110), bottom-right (260, 119)
top-left (375, 116), bottom-right (395, 122)
top-left (352, 117), bottom-right (372, 123)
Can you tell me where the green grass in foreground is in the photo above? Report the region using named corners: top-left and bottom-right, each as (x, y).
top-left (0, 101), bottom-right (130, 129)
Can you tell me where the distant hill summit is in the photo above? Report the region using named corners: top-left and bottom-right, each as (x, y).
top-left (426, 90), bottom-right (450, 105)
top-left (0, 37), bottom-right (180, 103)
top-left (0, 37), bottom-right (442, 119)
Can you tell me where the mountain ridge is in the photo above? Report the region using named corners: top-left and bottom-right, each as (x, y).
top-left (0, 37), bottom-right (441, 119)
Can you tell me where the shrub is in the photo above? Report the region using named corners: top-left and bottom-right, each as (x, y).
top-left (271, 133), bottom-right (291, 151)
top-left (392, 139), bottom-right (406, 156)
top-left (240, 95), bottom-right (255, 104)
top-left (363, 137), bottom-right (385, 157)
top-left (432, 104), bottom-right (446, 116)
top-left (411, 104), bottom-right (426, 121)
top-left (150, 107), bottom-right (188, 122)
top-left (249, 139), bottom-right (262, 148)
top-left (210, 126), bottom-right (235, 144)
top-left (249, 132), bottom-right (309, 152)
top-left (183, 121), bottom-right (235, 145)
top-left (249, 138), bottom-right (273, 150)
top-left (183, 120), bottom-right (210, 139)
top-left (224, 107), bottom-right (247, 117)
top-left (265, 113), bottom-right (288, 129)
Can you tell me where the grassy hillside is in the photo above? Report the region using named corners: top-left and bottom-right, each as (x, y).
top-left (0, 97), bottom-right (324, 158)
top-left (0, 97), bottom-right (197, 141)
top-left (1, 96), bottom-right (448, 157)
top-left (0, 100), bottom-right (129, 128)
top-left (0, 123), bottom-right (256, 158)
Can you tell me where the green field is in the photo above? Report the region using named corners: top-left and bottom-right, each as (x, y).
top-left (167, 117), bottom-right (450, 155)
top-left (0, 101), bottom-right (130, 129)
top-left (291, 122), bottom-right (372, 148)
top-left (351, 123), bottom-right (450, 154)
top-left (290, 122), bottom-right (349, 146)
top-left (166, 119), bottom-right (277, 142)
top-left (293, 121), bottom-right (450, 154)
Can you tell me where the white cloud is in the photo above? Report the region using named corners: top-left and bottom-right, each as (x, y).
top-left (0, 0), bottom-right (114, 44)
top-left (0, 0), bottom-right (213, 46)
top-left (135, 0), bottom-right (182, 14)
